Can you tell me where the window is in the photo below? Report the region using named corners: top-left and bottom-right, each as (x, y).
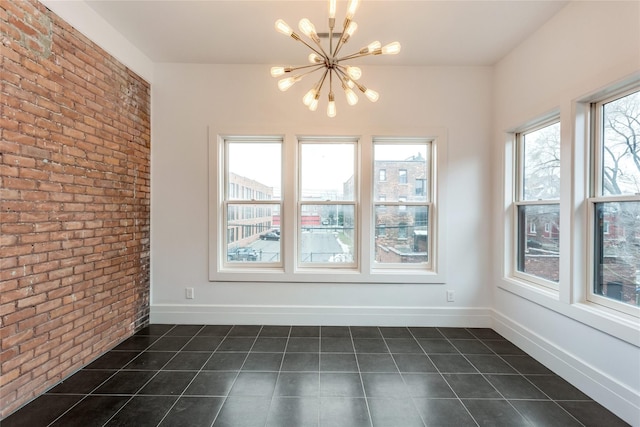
top-left (514, 120), bottom-right (561, 286)
top-left (299, 139), bottom-right (356, 266)
top-left (379, 169), bottom-right (386, 181)
top-left (398, 169), bottom-right (408, 184)
top-left (374, 141), bottom-right (431, 266)
top-left (223, 137), bottom-right (282, 265)
top-left (589, 86), bottom-right (640, 311)
top-left (211, 132), bottom-right (446, 283)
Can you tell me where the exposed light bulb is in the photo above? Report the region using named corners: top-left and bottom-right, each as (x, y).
top-left (308, 53), bottom-right (323, 64)
top-left (327, 92), bottom-right (336, 118)
top-left (278, 76), bottom-right (300, 91)
top-left (367, 41), bottom-right (382, 52)
top-left (309, 97), bottom-right (319, 111)
top-left (299, 18), bottom-right (319, 42)
top-left (381, 41), bottom-right (401, 55)
top-left (329, 0), bottom-right (337, 19)
top-left (344, 87), bottom-right (358, 106)
top-left (270, 67), bottom-right (286, 77)
top-left (302, 88), bottom-right (317, 106)
top-left (343, 76), bottom-right (355, 89)
top-left (346, 0), bottom-right (360, 20)
top-left (341, 21), bottom-right (357, 43)
top-left (364, 88), bottom-right (379, 102)
top-left (346, 66), bottom-right (362, 80)
top-left (274, 19), bottom-right (293, 36)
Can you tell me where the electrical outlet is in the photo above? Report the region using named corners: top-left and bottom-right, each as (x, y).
top-left (185, 287), bottom-right (195, 299)
top-left (446, 290), bottom-right (455, 302)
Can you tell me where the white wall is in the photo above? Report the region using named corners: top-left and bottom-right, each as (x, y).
top-left (150, 64), bottom-right (494, 326)
top-left (491, 1), bottom-right (640, 424)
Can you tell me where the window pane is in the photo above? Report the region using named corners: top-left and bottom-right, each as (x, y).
top-left (228, 142), bottom-right (281, 200)
top-left (300, 143), bottom-right (354, 201)
top-left (374, 205), bottom-right (428, 264)
top-left (375, 144), bottom-right (429, 202)
top-left (522, 122), bottom-right (560, 200)
top-left (227, 203), bottom-right (280, 263)
top-left (601, 90), bottom-right (640, 196)
top-left (300, 204), bottom-right (355, 263)
top-left (517, 204), bottom-right (560, 282)
top-left (594, 201), bottom-right (640, 307)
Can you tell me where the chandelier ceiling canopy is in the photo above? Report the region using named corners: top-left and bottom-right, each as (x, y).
top-left (271, 0), bottom-right (401, 117)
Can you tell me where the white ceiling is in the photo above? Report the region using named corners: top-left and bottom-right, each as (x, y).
top-left (83, 0), bottom-right (569, 66)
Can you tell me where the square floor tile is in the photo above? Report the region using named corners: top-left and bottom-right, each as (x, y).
top-left (266, 397), bottom-right (319, 427)
top-left (385, 338), bottom-right (423, 353)
top-left (502, 355), bottom-right (554, 374)
top-left (462, 399), bottom-right (530, 427)
top-left (229, 372), bottom-right (278, 396)
top-left (466, 354), bottom-right (517, 374)
top-left (197, 325), bottom-right (232, 337)
top-left (320, 337), bottom-right (354, 353)
top-left (166, 325), bottom-right (204, 336)
top-left (485, 374), bottom-right (548, 399)
top-left (361, 372), bottom-right (409, 398)
top-left (379, 327), bottom-right (413, 338)
top-left (203, 352), bottom-right (247, 371)
top-left (48, 369), bottom-right (114, 394)
top-left (258, 326), bottom-right (291, 337)
top-left (368, 397), bottom-right (424, 427)
top-left (113, 336), bottom-right (159, 351)
top-left (163, 352), bottom-right (211, 371)
top-left (182, 336), bottom-right (223, 352)
top-left (138, 371), bottom-right (196, 396)
top-left (320, 353), bottom-right (358, 372)
top-left (184, 371), bottom-right (237, 396)
top-left (510, 400), bottom-right (583, 427)
top-left (290, 326), bottom-right (320, 337)
top-left (213, 396), bottom-right (271, 427)
top-left (417, 338), bottom-right (458, 354)
top-left (229, 325), bottom-right (262, 337)
top-left (1, 395), bottom-right (83, 427)
top-left (286, 337), bottom-right (320, 352)
top-left (320, 373), bottom-right (364, 397)
top-left (242, 352), bottom-right (283, 371)
top-left (282, 353), bottom-right (319, 371)
top-left (438, 327), bottom-right (476, 339)
top-left (124, 351), bottom-right (175, 370)
top-left (251, 337), bottom-right (287, 352)
top-left (93, 370), bottom-right (156, 395)
top-left (442, 373), bottom-right (501, 399)
top-left (321, 326), bottom-right (350, 337)
top-left (218, 337), bottom-right (255, 352)
top-left (525, 375), bottom-right (591, 400)
top-left (392, 353), bottom-right (437, 373)
top-left (104, 395), bottom-right (177, 427)
top-left (319, 397), bottom-right (371, 427)
top-left (148, 336), bottom-right (191, 351)
top-left (275, 372), bottom-right (319, 396)
top-left (356, 353), bottom-right (398, 373)
top-left (85, 351), bottom-right (139, 370)
top-left (430, 354), bottom-right (478, 373)
top-left (413, 398), bottom-right (477, 426)
top-left (450, 339), bottom-right (493, 354)
top-left (159, 396), bottom-right (224, 427)
top-left (402, 373), bottom-right (456, 398)
top-left (350, 326), bottom-right (382, 338)
top-left (49, 396), bottom-right (130, 427)
top-left (353, 338), bottom-right (388, 353)
top-left (409, 327), bottom-right (444, 338)
top-left (557, 401), bottom-right (632, 427)
top-left (135, 324), bottom-right (175, 336)
top-left (468, 328), bottom-right (504, 340)
top-left (482, 339), bottom-right (526, 355)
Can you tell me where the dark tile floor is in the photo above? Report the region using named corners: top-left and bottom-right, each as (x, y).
top-left (2, 325), bottom-right (630, 427)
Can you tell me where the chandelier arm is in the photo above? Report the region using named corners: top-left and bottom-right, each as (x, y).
top-left (287, 64), bottom-right (326, 74)
top-left (294, 65), bottom-right (327, 80)
top-left (336, 51), bottom-right (373, 62)
top-left (292, 36), bottom-right (325, 59)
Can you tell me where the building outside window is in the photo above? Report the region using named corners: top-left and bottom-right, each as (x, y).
top-left (514, 120), bottom-right (561, 285)
top-left (590, 86), bottom-right (640, 310)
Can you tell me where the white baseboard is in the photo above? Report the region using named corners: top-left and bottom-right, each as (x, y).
top-left (150, 304), bottom-right (492, 327)
top-left (493, 310), bottom-right (640, 426)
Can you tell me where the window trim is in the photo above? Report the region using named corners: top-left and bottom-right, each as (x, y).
top-left (208, 129), bottom-right (448, 284)
top-left (511, 117), bottom-right (561, 290)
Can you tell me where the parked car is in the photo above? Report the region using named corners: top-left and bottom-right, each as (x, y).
top-left (260, 231), bottom-right (280, 241)
top-left (228, 247), bottom-right (258, 261)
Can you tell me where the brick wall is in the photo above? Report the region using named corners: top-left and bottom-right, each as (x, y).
top-left (0, 0), bottom-right (151, 417)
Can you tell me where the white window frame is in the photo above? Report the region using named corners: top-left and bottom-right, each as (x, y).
top-left (586, 84), bottom-right (640, 317)
top-left (208, 130), bottom-right (447, 284)
top-left (512, 118), bottom-right (561, 291)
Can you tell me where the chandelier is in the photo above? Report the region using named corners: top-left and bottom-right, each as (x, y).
top-left (271, 0), bottom-right (401, 117)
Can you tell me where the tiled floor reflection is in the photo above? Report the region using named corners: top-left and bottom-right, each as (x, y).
top-left (2, 325), bottom-right (630, 427)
